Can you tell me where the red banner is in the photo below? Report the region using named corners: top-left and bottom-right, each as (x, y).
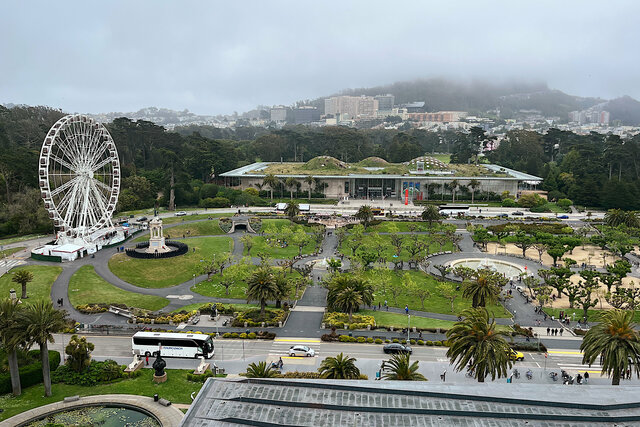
top-left (405, 188), bottom-right (409, 205)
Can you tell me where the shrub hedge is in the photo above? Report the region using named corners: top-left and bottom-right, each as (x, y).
top-left (0, 350), bottom-right (61, 394)
top-left (52, 359), bottom-right (124, 386)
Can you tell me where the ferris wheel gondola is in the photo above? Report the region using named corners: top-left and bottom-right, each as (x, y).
top-left (38, 114), bottom-right (120, 242)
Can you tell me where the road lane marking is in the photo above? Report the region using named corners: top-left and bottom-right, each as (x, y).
top-left (274, 338), bottom-right (321, 343)
top-left (548, 350), bottom-right (582, 355)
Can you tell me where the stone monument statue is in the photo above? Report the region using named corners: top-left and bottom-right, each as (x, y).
top-left (125, 353), bottom-right (143, 372)
top-left (152, 351), bottom-right (167, 383)
top-left (146, 217), bottom-right (171, 254)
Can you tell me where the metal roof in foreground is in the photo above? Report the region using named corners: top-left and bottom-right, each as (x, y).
top-left (181, 378), bottom-right (640, 426)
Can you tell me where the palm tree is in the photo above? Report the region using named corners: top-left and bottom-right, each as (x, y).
top-left (22, 300), bottom-right (68, 396)
top-left (285, 177), bottom-right (299, 200)
top-left (462, 271), bottom-right (501, 308)
top-left (273, 271), bottom-right (290, 309)
top-left (448, 180), bottom-right (459, 202)
top-left (0, 298), bottom-right (27, 395)
top-left (446, 308), bottom-right (512, 383)
top-left (263, 174), bottom-right (279, 201)
top-left (468, 179), bottom-right (480, 204)
top-left (285, 201), bottom-right (300, 219)
top-left (318, 353), bottom-right (361, 379)
top-left (382, 353), bottom-right (426, 381)
top-left (581, 310), bottom-right (640, 385)
top-left (246, 267), bottom-right (278, 318)
top-left (326, 274), bottom-right (374, 313)
top-left (421, 204), bottom-right (440, 226)
top-left (354, 205), bottom-right (374, 228)
top-left (605, 209), bottom-right (640, 228)
top-left (245, 361), bottom-right (280, 378)
top-left (12, 269), bottom-right (34, 299)
top-left (304, 175), bottom-right (315, 200)
top-left (334, 287), bottom-right (363, 322)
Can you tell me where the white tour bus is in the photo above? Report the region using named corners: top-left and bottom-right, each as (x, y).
top-left (438, 205), bottom-right (470, 216)
top-left (131, 331), bottom-right (214, 359)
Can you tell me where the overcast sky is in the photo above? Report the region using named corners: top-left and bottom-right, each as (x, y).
top-left (1, 1), bottom-right (638, 115)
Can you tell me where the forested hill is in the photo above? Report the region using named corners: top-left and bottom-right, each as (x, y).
top-left (2, 104), bottom-right (640, 239)
top-left (315, 78), bottom-right (640, 124)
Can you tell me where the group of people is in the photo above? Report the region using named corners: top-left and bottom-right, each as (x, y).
top-left (270, 357), bottom-right (283, 370)
top-left (547, 327), bottom-right (563, 336)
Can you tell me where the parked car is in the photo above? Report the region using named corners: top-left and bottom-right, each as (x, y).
top-left (288, 345), bottom-right (315, 357)
top-left (383, 343), bottom-right (412, 354)
top-left (137, 216), bottom-right (148, 222)
top-left (512, 211), bottom-right (524, 216)
top-left (175, 211), bottom-right (187, 216)
top-left (497, 213), bottom-right (509, 218)
top-left (557, 215), bottom-right (569, 219)
top-left (509, 349), bottom-right (525, 361)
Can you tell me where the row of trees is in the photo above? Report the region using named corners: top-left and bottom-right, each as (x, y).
top-left (0, 299), bottom-right (67, 396)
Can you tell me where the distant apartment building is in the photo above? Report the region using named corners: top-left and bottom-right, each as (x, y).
top-left (408, 111), bottom-right (468, 122)
top-left (402, 101), bottom-right (426, 113)
top-left (375, 94), bottom-right (395, 112)
top-left (270, 106), bottom-right (288, 123)
top-left (293, 106), bottom-right (320, 124)
top-left (324, 95), bottom-right (379, 118)
top-left (569, 109), bottom-right (610, 125)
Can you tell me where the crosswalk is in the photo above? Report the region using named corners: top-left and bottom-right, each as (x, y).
top-left (0, 259), bottom-right (26, 277)
top-left (547, 350), bottom-right (602, 374)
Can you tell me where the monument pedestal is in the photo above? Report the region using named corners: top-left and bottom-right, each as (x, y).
top-left (153, 373), bottom-right (167, 383)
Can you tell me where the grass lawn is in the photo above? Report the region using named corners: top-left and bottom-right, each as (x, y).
top-left (361, 270), bottom-right (509, 318)
top-left (192, 266), bottom-right (302, 299)
top-left (360, 310), bottom-right (457, 329)
top-left (430, 153), bottom-right (451, 164)
top-left (245, 236), bottom-right (318, 258)
top-left (0, 369), bottom-right (203, 421)
top-left (0, 265), bottom-right (62, 302)
top-left (340, 234), bottom-right (456, 262)
top-left (0, 247), bottom-right (26, 258)
top-left (261, 218), bottom-right (317, 232)
top-left (108, 237), bottom-right (233, 288)
top-left (69, 265), bottom-right (169, 311)
top-left (161, 213), bottom-right (230, 224)
top-left (134, 220), bottom-right (224, 242)
top-left (0, 234), bottom-right (48, 245)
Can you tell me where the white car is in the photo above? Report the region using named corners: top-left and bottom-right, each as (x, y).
top-left (288, 345), bottom-right (315, 357)
top-left (175, 211), bottom-right (187, 216)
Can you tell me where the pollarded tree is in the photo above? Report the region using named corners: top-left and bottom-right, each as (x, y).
top-left (12, 269), bottom-right (34, 300)
top-left (65, 335), bottom-right (95, 373)
top-left (240, 234), bottom-right (254, 256)
top-left (382, 353), bottom-right (426, 381)
top-left (245, 361), bottom-right (280, 378)
top-left (446, 308), bottom-right (512, 383)
top-left (22, 300), bottom-right (68, 397)
top-left (246, 267), bottom-right (278, 318)
top-left (581, 310), bottom-right (640, 385)
top-left (437, 283), bottom-right (458, 313)
top-left (318, 353), bottom-right (361, 379)
top-left (433, 264), bottom-right (452, 281)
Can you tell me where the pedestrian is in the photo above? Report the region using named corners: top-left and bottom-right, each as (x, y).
top-left (440, 370), bottom-right (446, 382)
top-left (145, 354), bottom-right (149, 366)
top-left (555, 328), bottom-right (558, 336)
top-left (59, 298), bottom-right (63, 306)
top-left (378, 302), bottom-right (381, 310)
top-left (627, 368), bottom-right (632, 380)
top-left (419, 331), bottom-right (422, 339)
top-left (584, 372), bottom-right (589, 384)
top-left (405, 305), bottom-right (409, 315)
top-left (559, 328), bottom-right (563, 336)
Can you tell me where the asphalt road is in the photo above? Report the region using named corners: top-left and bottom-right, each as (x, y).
top-left (50, 333), bottom-right (625, 386)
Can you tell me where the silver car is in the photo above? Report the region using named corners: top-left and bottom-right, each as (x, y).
top-left (288, 345), bottom-right (315, 357)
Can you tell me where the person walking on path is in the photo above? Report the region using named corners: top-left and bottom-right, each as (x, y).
top-left (559, 328), bottom-right (563, 336)
top-left (547, 327), bottom-right (550, 336)
top-left (405, 305), bottom-right (409, 315)
top-left (584, 372), bottom-right (589, 384)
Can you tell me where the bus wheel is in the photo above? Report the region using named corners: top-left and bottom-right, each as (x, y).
top-left (145, 351), bottom-right (151, 357)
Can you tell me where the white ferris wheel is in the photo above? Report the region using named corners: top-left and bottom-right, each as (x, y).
top-left (38, 114), bottom-right (120, 242)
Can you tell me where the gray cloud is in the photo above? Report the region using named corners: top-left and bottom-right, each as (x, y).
top-left (1, 0), bottom-right (638, 114)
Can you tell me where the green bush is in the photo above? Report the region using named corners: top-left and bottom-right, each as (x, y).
top-left (392, 338), bottom-right (399, 343)
top-left (0, 350), bottom-right (61, 394)
top-left (409, 339), bottom-right (416, 345)
top-left (239, 333), bottom-right (247, 339)
top-left (401, 339), bottom-right (407, 344)
top-left (231, 333), bottom-right (239, 338)
top-left (187, 371), bottom-right (214, 382)
top-left (349, 336), bottom-right (357, 343)
top-left (417, 340), bottom-right (425, 346)
top-left (375, 339), bottom-right (383, 344)
top-left (426, 341), bottom-right (434, 346)
top-left (501, 198), bottom-right (517, 207)
top-left (52, 359), bottom-right (122, 386)
top-left (222, 333), bottom-right (232, 338)
top-left (357, 337), bottom-right (366, 343)
top-left (434, 341), bottom-right (443, 346)
top-left (248, 332), bottom-right (257, 339)
top-left (385, 339), bottom-right (391, 343)
top-left (339, 335), bottom-right (350, 342)
top-left (366, 337), bottom-right (374, 343)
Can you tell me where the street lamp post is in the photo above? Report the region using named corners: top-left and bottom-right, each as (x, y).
top-left (192, 273), bottom-right (196, 287)
top-left (407, 315), bottom-right (410, 342)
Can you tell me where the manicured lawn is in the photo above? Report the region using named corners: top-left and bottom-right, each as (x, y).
top-left (69, 265), bottom-right (169, 311)
top-left (360, 310), bottom-right (457, 329)
top-left (340, 234), bottom-right (456, 262)
top-left (0, 246), bottom-right (25, 258)
top-left (361, 270), bottom-right (509, 318)
top-left (108, 237), bottom-right (233, 288)
top-left (192, 266), bottom-right (302, 299)
top-left (134, 220), bottom-right (224, 242)
top-left (431, 153), bottom-right (451, 164)
top-left (0, 369), bottom-right (203, 421)
top-left (261, 218), bottom-right (317, 232)
top-left (245, 236), bottom-right (318, 258)
top-left (0, 265), bottom-right (62, 302)
top-left (162, 213), bottom-right (230, 224)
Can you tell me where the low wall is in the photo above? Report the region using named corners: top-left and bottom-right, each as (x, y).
top-left (30, 252), bottom-right (62, 263)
